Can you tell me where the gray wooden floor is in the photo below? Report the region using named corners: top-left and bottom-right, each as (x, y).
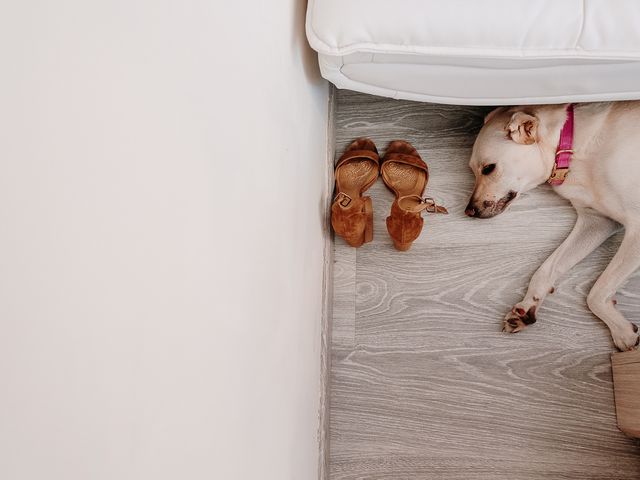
top-left (329, 90), bottom-right (640, 480)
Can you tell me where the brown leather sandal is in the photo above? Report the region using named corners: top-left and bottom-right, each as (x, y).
top-left (331, 138), bottom-right (380, 247)
top-left (381, 140), bottom-right (447, 251)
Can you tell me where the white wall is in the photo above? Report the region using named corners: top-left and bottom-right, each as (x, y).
top-left (0, 2), bottom-right (329, 479)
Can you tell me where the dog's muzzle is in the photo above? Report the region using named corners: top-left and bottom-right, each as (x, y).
top-left (465, 191), bottom-right (517, 218)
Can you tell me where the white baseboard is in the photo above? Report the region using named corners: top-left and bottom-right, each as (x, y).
top-left (318, 83), bottom-right (336, 480)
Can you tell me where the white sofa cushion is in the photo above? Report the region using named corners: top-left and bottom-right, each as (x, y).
top-left (306, 0), bottom-right (640, 105)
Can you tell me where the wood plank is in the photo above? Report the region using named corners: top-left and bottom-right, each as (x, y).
top-left (332, 243), bottom-right (356, 349)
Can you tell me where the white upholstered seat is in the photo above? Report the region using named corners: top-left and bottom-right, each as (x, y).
top-left (306, 0), bottom-right (640, 105)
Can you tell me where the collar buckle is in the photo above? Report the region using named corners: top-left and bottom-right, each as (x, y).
top-left (548, 165), bottom-right (569, 185)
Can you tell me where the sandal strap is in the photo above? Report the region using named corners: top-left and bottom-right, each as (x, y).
top-left (397, 195), bottom-right (448, 214)
top-left (332, 192), bottom-right (369, 210)
top-left (382, 152), bottom-right (428, 172)
top-left (335, 149), bottom-right (379, 170)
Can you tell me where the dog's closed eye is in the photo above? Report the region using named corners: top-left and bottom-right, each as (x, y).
top-left (481, 163), bottom-right (496, 175)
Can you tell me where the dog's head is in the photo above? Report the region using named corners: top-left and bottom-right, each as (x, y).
top-left (466, 107), bottom-right (552, 218)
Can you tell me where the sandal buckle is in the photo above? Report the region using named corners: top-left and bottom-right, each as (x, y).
top-left (420, 197), bottom-right (437, 213)
top-left (420, 197), bottom-right (447, 214)
top-left (335, 192), bottom-right (352, 208)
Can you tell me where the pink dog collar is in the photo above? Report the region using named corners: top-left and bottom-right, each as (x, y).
top-left (548, 104), bottom-right (574, 186)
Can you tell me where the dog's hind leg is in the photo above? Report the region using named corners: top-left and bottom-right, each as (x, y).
top-left (586, 227), bottom-right (640, 351)
top-left (504, 209), bottom-right (618, 333)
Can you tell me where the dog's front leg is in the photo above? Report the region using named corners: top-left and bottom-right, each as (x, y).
top-left (503, 209), bottom-right (618, 333)
top-left (586, 228), bottom-right (640, 350)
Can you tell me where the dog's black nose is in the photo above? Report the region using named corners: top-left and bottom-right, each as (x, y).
top-left (465, 204), bottom-right (477, 217)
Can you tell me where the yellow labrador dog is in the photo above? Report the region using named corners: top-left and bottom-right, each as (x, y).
top-left (466, 102), bottom-right (640, 351)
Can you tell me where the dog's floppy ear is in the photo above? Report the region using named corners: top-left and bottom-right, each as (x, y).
top-left (484, 107), bottom-right (506, 124)
top-left (507, 112), bottom-right (538, 145)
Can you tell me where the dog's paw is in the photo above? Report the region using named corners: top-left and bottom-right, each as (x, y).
top-left (502, 304), bottom-right (537, 333)
top-left (612, 323), bottom-right (640, 351)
